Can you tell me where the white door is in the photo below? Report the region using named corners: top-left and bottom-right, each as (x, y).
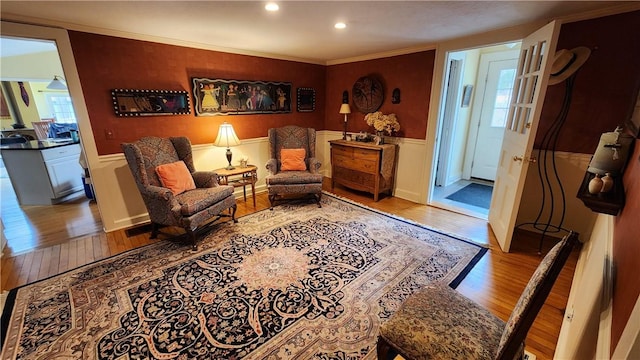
top-left (471, 54), bottom-right (518, 181)
top-left (489, 20), bottom-right (560, 252)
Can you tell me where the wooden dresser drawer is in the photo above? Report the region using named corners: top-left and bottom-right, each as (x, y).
top-left (332, 144), bottom-right (379, 161)
top-left (331, 145), bottom-right (353, 158)
top-left (333, 154), bottom-right (377, 174)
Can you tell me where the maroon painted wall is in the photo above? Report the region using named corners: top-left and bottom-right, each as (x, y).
top-left (537, 10), bottom-right (640, 154)
top-left (325, 51), bottom-right (435, 139)
top-left (612, 139), bottom-right (640, 353)
top-left (69, 32), bottom-right (326, 155)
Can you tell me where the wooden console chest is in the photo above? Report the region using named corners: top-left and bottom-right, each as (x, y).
top-left (329, 140), bottom-right (397, 201)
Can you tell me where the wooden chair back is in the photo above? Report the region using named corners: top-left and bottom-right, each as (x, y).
top-left (32, 119), bottom-right (55, 140)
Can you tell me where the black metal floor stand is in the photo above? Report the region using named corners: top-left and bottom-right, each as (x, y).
top-left (516, 76), bottom-right (576, 254)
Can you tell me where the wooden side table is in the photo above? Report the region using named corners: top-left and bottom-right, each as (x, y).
top-left (214, 165), bottom-right (258, 207)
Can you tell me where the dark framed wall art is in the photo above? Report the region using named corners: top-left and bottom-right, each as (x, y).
top-left (192, 78), bottom-right (292, 116)
top-left (111, 89), bottom-right (190, 116)
top-left (297, 87), bottom-right (315, 112)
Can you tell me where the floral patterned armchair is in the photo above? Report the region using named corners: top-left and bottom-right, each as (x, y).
top-left (377, 232), bottom-right (578, 360)
top-left (265, 126), bottom-right (323, 208)
top-left (121, 136), bottom-right (237, 250)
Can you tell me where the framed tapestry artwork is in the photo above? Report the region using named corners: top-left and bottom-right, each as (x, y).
top-left (111, 89), bottom-right (190, 116)
top-left (192, 78), bottom-right (292, 116)
top-left (297, 87), bottom-right (315, 112)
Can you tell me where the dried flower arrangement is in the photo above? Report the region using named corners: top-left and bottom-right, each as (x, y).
top-left (364, 111), bottom-right (400, 135)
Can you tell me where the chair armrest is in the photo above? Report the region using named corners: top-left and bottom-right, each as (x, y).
top-left (266, 159), bottom-right (278, 175)
top-left (192, 171), bottom-right (220, 188)
top-left (308, 157), bottom-right (321, 174)
top-left (141, 185), bottom-right (183, 222)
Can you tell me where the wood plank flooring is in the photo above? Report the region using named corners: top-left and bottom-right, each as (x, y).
top-left (0, 178), bottom-right (578, 360)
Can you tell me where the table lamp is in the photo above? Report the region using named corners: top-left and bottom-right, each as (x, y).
top-left (214, 122), bottom-right (241, 169)
top-left (339, 103), bottom-right (351, 140)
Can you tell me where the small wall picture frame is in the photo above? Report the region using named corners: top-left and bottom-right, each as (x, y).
top-left (297, 87), bottom-right (315, 112)
top-left (461, 85), bottom-right (473, 107)
top-left (111, 89), bottom-right (191, 116)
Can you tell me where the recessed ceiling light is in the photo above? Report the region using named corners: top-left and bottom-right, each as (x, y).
top-left (335, 22), bottom-right (347, 29)
top-left (265, 3), bottom-right (279, 11)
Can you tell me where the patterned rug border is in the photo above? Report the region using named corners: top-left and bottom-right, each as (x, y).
top-left (1, 192), bottom-right (488, 353)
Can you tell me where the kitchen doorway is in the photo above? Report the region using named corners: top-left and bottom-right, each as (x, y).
top-left (0, 36), bottom-right (101, 256)
top-left (431, 43), bottom-right (521, 219)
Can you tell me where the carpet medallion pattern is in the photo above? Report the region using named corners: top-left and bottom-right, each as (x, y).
top-left (1, 194), bottom-right (486, 359)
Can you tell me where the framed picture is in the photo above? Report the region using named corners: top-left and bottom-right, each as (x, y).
top-left (111, 89), bottom-right (190, 116)
top-left (297, 87), bottom-right (315, 112)
top-left (461, 85), bottom-right (473, 107)
top-left (192, 78), bottom-right (292, 116)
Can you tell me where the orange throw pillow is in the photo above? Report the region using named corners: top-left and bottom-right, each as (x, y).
top-left (280, 148), bottom-right (307, 171)
top-left (155, 161), bottom-right (196, 195)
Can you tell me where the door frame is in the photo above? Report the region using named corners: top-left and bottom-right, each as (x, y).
top-left (462, 49), bottom-right (520, 180)
top-left (1, 21), bottom-right (105, 227)
top-left (435, 54), bottom-right (464, 187)
top-left (421, 23), bottom-right (542, 206)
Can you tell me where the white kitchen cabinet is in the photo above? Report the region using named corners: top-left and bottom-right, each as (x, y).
top-left (1, 141), bottom-right (84, 205)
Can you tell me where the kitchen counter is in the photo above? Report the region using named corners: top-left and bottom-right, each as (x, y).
top-left (1, 140), bottom-right (84, 205)
top-left (0, 139), bottom-right (79, 150)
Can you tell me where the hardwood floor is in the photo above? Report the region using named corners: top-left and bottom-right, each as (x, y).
top-left (0, 178), bottom-right (578, 360)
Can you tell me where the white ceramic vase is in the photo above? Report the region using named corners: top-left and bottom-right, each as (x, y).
top-left (600, 173), bottom-right (614, 193)
top-left (588, 174), bottom-right (603, 194)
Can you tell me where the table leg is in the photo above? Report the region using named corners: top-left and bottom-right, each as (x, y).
top-left (251, 178), bottom-right (256, 208)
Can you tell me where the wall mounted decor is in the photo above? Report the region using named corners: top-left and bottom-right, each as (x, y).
top-left (111, 89), bottom-right (190, 116)
top-left (352, 75), bottom-right (384, 113)
top-left (461, 85), bottom-right (473, 107)
top-left (342, 90), bottom-right (349, 103)
top-left (297, 87), bottom-right (315, 112)
top-left (192, 78), bottom-right (292, 116)
top-left (391, 88), bottom-right (401, 104)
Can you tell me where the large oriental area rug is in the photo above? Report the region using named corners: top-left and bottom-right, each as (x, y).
top-left (1, 193), bottom-right (486, 359)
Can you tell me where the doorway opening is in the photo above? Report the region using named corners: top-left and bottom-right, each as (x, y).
top-left (1, 35), bottom-right (100, 256)
top-left (430, 42), bottom-right (522, 220)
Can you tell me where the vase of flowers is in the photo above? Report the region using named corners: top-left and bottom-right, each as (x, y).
top-left (364, 111), bottom-right (400, 144)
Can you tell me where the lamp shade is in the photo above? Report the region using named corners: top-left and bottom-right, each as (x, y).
top-left (213, 122), bottom-right (241, 148)
top-left (46, 76), bottom-right (67, 90)
top-left (339, 103), bottom-right (351, 114)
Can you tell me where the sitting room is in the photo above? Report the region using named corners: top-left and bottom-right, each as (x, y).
top-left (1, 2), bottom-right (639, 359)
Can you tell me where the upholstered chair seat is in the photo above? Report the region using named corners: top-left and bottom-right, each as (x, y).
top-left (379, 282), bottom-right (507, 360)
top-left (378, 232), bottom-right (578, 360)
top-left (265, 126), bottom-right (323, 207)
top-left (122, 136), bottom-right (237, 250)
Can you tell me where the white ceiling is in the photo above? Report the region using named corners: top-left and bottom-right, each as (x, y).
top-left (0, 37), bottom-right (57, 57)
top-left (1, 1), bottom-right (637, 64)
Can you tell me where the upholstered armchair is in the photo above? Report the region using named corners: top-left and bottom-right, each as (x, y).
top-left (378, 232), bottom-right (578, 360)
top-left (265, 126), bottom-right (323, 208)
top-left (122, 136), bottom-right (237, 250)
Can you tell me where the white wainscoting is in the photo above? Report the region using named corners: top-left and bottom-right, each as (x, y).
top-left (555, 214), bottom-right (614, 359)
top-left (98, 132), bottom-right (428, 232)
top-left (515, 150), bottom-right (597, 241)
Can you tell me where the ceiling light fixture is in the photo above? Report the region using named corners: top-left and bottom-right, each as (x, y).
top-left (265, 3), bottom-right (279, 11)
top-left (334, 22), bottom-right (347, 29)
top-left (46, 75), bottom-right (67, 90)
